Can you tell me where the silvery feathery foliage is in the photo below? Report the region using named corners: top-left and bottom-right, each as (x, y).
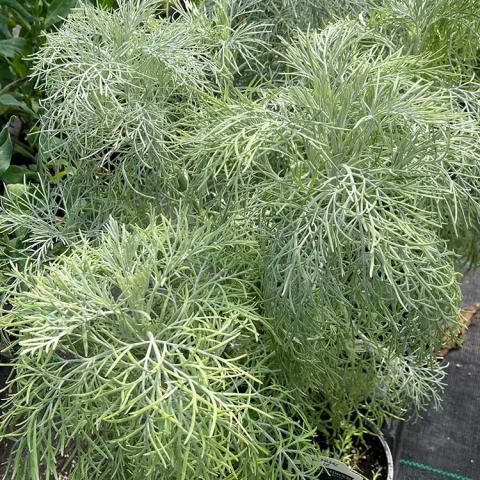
top-left (0, 178), bottom-right (114, 310)
top-left (30, 0), bottom-right (265, 197)
top-left (187, 20), bottom-right (479, 426)
top-left (368, 0), bottom-right (480, 75)
top-left (361, 0), bottom-right (480, 260)
top-left (0, 216), bottom-right (322, 479)
top-left (0, 0), bottom-right (266, 279)
top-left (198, 0), bottom-right (369, 81)
top-left (0, 180), bottom-right (109, 262)
top-left (0, 1), bottom-right (480, 478)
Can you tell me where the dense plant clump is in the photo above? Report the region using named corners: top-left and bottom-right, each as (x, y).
top-left (30, 0), bottom-right (264, 199)
top-left (369, 0), bottom-right (480, 74)
top-left (0, 0), bottom-right (479, 478)
top-left (0, 217), bottom-right (322, 479)
top-left (190, 19), bottom-right (479, 426)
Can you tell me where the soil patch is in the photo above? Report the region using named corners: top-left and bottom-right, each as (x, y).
top-left (354, 433), bottom-right (389, 479)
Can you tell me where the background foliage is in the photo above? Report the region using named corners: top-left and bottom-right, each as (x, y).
top-left (0, 0), bottom-right (118, 188)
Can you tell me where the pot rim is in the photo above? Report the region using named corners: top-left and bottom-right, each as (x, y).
top-left (377, 428), bottom-right (394, 480)
top-left (364, 420), bottom-right (395, 480)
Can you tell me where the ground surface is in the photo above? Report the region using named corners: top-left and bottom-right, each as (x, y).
top-left (398, 269), bottom-right (480, 480)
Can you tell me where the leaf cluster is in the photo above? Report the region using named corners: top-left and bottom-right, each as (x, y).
top-left (0, 215), bottom-right (322, 479)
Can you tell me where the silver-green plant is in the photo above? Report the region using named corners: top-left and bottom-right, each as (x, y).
top-left (1, 1), bottom-right (480, 478)
top-left (0, 215), bottom-right (323, 479)
top-left (368, 0), bottom-right (480, 76)
top-left (198, 0), bottom-right (369, 82)
top-left (187, 20), bottom-right (480, 428)
top-left (30, 0), bottom-right (264, 198)
top-left (0, 169), bottom-right (139, 310)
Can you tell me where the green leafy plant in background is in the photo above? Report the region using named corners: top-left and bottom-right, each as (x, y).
top-left (0, 0), bottom-right (120, 185)
top-left (0, 0), bottom-right (75, 181)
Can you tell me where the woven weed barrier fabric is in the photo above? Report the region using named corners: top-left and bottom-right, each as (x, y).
top-left (398, 272), bottom-right (480, 480)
